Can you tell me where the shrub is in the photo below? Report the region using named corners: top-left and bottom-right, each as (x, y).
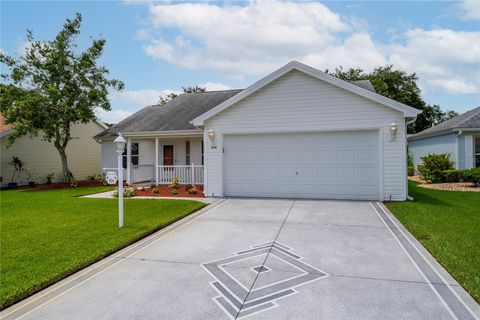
top-left (171, 188), bottom-right (179, 195)
top-left (70, 178), bottom-right (79, 188)
top-left (407, 153), bottom-right (415, 176)
top-left (150, 182), bottom-right (157, 189)
top-left (443, 170), bottom-right (465, 183)
top-left (113, 185), bottom-right (137, 197)
top-left (464, 168), bottom-right (480, 187)
top-left (152, 186), bottom-right (159, 194)
top-left (168, 176), bottom-right (180, 189)
top-left (46, 173), bottom-right (55, 185)
top-left (187, 185), bottom-right (198, 195)
top-left (95, 174), bottom-right (107, 185)
top-left (87, 175), bottom-right (96, 181)
top-left (417, 153), bottom-right (454, 183)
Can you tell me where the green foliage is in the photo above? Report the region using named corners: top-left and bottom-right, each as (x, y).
top-left (407, 153), bottom-right (415, 176)
top-left (158, 86), bottom-right (206, 105)
top-left (152, 186), bottom-right (160, 194)
top-left (417, 153), bottom-right (454, 183)
top-left (113, 185), bottom-right (137, 197)
top-left (464, 168), bottom-right (480, 186)
top-left (168, 176), bottom-right (180, 189)
top-left (0, 187), bottom-right (205, 308)
top-left (46, 173), bottom-right (54, 184)
top-left (8, 156), bottom-right (24, 183)
top-left (0, 13), bottom-right (123, 182)
top-left (386, 182), bottom-right (480, 302)
top-left (149, 182), bottom-right (157, 189)
top-left (326, 65), bottom-right (457, 134)
top-left (443, 170), bottom-right (465, 183)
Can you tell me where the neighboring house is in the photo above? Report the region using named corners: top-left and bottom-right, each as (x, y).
top-left (1, 115), bottom-right (107, 186)
top-left (408, 107), bottom-right (480, 171)
top-left (95, 61), bottom-right (420, 201)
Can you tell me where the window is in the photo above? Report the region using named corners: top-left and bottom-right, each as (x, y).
top-left (475, 137), bottom-right (480, 168)
top-left (186, 141), bottom-right (190, 165)
top-left (122, 142), bottom-right (139, 169)
top-left (201, 141), bottom-right (204, 165)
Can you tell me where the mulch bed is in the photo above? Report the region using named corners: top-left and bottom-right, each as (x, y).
top-left (408, 176), bottom-right (480, 192)
top-left (135, 186), bottom-right (204, 198)
top-left (26, 180), bottom-right (106, 191)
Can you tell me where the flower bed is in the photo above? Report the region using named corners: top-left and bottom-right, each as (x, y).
top-left (26, 180), bottom-right (106, 191)
top-left (136, 186), bottom-right (204, 198)
top-left (408, 176), bottom-right (480, 192)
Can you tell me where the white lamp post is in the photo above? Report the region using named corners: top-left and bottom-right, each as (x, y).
top-left (114, 133), bottom-right (127, 227)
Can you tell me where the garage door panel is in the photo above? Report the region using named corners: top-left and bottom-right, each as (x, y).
top-left (223, 131), bottom-right (379, 200)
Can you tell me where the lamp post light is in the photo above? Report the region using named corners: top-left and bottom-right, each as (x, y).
top-left (114, 133), bottom-right (126, 227)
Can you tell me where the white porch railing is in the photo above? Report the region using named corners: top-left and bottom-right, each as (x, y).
top-left (157, 164), bottom-right (204, 185)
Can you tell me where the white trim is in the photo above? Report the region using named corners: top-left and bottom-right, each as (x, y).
top-left (155, 137), bottom-right (159, 185)
top-left (126, 139), bottom-right (132, 185)
top-left (378, 128), bottom-right (384, 201)
top-left (191, 61), bottom-right (420, 126)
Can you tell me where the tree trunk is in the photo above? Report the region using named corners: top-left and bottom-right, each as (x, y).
top-left (57, 146), bottom-right (73, 182)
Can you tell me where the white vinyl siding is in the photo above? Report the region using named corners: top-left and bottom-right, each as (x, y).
top-left (203, 70), bottom-right (407, 200)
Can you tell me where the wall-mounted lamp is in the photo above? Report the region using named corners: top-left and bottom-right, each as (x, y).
top-left (208, 129), bottom-right (215, 141)
top-left (389, 122), bottom-right (399, 140)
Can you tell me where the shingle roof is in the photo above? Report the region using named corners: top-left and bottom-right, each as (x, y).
top-left (351, 80), bottom-right (376, 92)
top-left (95, 89), bottom-right (243, 139)
top-left (408, 107), bottom-right (480, 141)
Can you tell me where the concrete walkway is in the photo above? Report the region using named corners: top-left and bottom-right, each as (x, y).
top-left (81, 190), bottom-right (217, 203)
top-left (2, 199), bottom-right (479, 320)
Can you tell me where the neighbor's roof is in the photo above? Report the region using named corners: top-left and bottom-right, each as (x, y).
top-left (94, 89), bottom-right (243, 139)
top-left (0, 115), bottom-right (15, 134)
top-left (351, 80), bottom-right (376, 93)
top-left (408, 107), bottom-right (480, 141)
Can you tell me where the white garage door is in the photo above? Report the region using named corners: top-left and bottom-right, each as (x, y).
top-left (223, 131), bottom-right (380, 200)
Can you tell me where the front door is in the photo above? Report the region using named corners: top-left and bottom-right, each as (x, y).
top-left (163, 145), bottom-right (174, 165)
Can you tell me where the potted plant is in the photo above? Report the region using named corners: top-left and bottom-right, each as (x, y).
top-left (8, 156), bottom-right (24, 189)
top-left (26, 170), bottom-right (37, 188)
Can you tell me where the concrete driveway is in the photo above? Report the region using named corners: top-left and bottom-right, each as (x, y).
top-left (3, 199), bottom-right (479, 320)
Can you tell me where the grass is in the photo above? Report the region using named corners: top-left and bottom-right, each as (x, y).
top-left (385, 182), bottom-right (480, 302)
top-left (0, 187), bottom-right (206, 309)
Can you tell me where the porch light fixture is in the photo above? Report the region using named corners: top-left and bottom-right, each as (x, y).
top-left (208, 129), bottom-right (215, 141)
top-left (389, 122), bottom-right (399, 140)
top-left (114, 132), bottom-right (126, 154)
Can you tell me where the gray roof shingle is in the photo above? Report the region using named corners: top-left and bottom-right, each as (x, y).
top-left (408, 107), bottom-right (480, 141)
top-left (95, 89), bottom-right (242, 139)
top-left (351, 80), bottom-right (376, 92)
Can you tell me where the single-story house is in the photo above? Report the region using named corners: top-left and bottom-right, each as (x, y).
top-left (408, 107), bottom-right (480, 171)
top-left (1, 115), bottom-right (107, 186)
top-left (95, 61), bottom-right (421, 201)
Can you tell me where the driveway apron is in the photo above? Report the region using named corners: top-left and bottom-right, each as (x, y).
top-left (2, 199), bottom-right (478, 320)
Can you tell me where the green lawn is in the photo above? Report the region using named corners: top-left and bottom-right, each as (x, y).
top-left (386, 182), bottom-right (480, 302)
top-left (0, 187), bottom-right (206, 309)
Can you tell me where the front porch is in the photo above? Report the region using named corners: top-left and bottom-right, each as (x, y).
top-left (102, 131), bottom-right (205, 186)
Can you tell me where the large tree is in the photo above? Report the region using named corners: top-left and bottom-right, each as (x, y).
top-left (0, 13), bottom-right (124, 182)
top-left (158, 86), bottom-right (206, 105)
top-left (326, 66), bottom-right (457, 134)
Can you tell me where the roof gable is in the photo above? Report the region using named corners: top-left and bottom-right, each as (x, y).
top-left (192, 61), bottom-right (421, 126)
top-left (408, 107), bottom-right (480, 141)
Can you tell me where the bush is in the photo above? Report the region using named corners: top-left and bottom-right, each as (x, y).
top-left (95, 174), bottom-right (107, 185)
top-left (152, 186), bottom-right (159, 194)
top-left (46, 173), bottom-right (54, 185)
top-left (407, 153), bottom-right (415, 176)
top-left (417, 153), bottom-right (454, 183)
top-left (171, 188), bottom-right (179, 195)
top-left (168, 176), bottom-right (180, 189)
top-left (464, 168), bottom-right (480, 187)
top-left (443, 170), bottom-right (465, 183)
top-left (150, 182), bottom-right (157, 189)
top-left (113, 185), bottom-right (137, 197)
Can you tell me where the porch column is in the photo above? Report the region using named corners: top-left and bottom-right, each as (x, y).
top-left (155, 137), bottom-right (159, 185)
top-left (126, 138), bottom-right (132, 184)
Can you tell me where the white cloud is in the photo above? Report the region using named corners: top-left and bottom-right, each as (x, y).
top-left (201, 82), bottom-right (232, 91)
top-left (388, 28), bottom-right (480, 94)
top-left (95, 109), bottom-right (133, 124)
top-left (136, 1), bottom-right (479, 96)
top-left (458, 0), bottom-right (480, 20)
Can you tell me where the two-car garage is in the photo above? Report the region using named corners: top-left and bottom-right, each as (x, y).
top-left (223, 130), bottom-right (380, 200)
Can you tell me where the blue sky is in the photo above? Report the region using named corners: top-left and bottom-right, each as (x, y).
top-left (1, 0), bottom-right (479, 123)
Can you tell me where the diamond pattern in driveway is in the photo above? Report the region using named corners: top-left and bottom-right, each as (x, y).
top-left (3, 199), bottom-right (478, 320)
